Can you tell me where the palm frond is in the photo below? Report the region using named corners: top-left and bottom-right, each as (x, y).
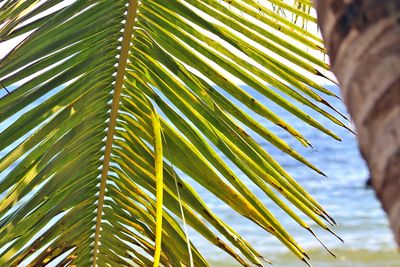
top-left (0, 0), bottom-right (347, 266)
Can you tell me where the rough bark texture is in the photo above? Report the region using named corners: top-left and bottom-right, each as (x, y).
top-left (314, 0), bottom-right (400, 245)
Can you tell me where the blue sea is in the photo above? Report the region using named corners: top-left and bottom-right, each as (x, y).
top-left (187, 85), bottom-right (399, 266)
top-left (0, 84), bottom-right (398, 266)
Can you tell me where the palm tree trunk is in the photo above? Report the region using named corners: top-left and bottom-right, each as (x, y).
top-left (314, 0), bottom-right (400, 245)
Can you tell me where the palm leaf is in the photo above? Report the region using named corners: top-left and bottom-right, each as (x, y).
top-left (0, 0), bottom-right (347, 266)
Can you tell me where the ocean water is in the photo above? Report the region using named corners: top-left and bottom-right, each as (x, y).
top-left (1, 84), bottom-right (398, 266)
top-left (185, 85), bottom-right (400, 266)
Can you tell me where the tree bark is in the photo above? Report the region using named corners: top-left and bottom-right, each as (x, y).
top-left (314, 0), bottom-right (400, 245)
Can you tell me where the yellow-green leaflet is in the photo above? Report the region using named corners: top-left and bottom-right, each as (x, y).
top-left (150, 102), bottom-right (164, 267)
